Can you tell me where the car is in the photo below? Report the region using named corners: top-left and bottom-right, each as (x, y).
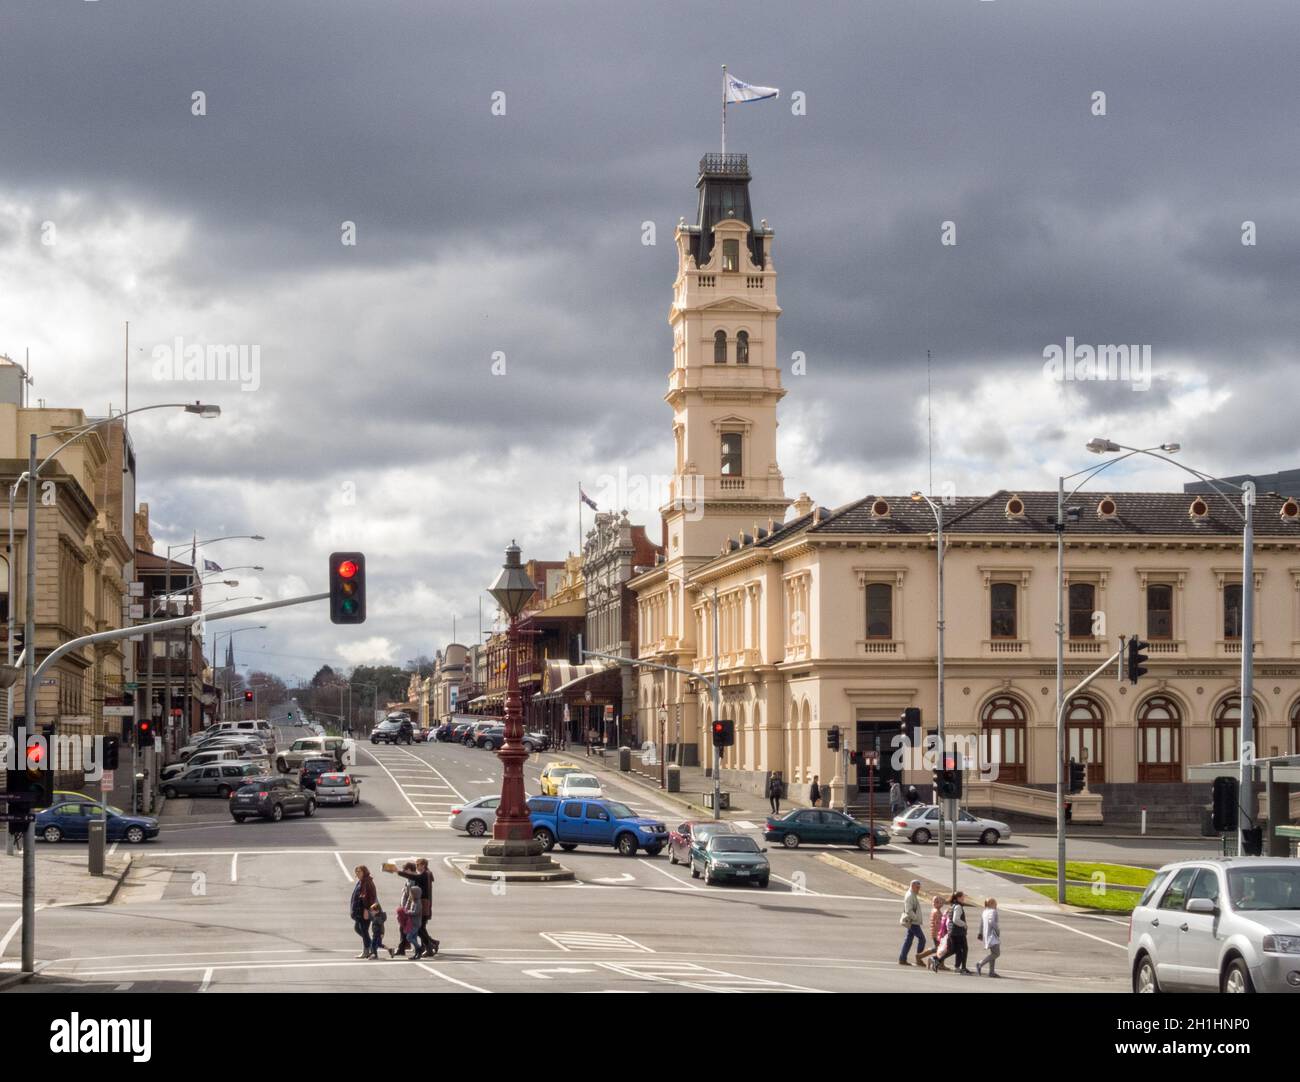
top-left (36, 801), bottom-right (159, 844)
top-left (691, 833), bottom-right (771, 887)
top-left (434, 721), bottom-right (457, 742)
top-left (298, 756), bottom-right (338, 790)
top-left (556, 773), bottom-right (603, 799)
top-left (276, 735), bottom-right (355, 773)
top-left (229, 776), bottom-right (317, 822)
top-left (888, 804), bottom-right (1010, 846)
top-left (523, 730), bottom-right (550, 753)
top-left (162, 761), bottom-right (263, 799)
top-left (180, 736), bottom-right (267, 762)
top-left (475, 725), bottom-right (506, 750)
top-left (1128, 857), bottom-right (1300, 994)
top-left (764, 808), bottom-right (891, 850)
top-left (538, 762), bottom-right (584, 797)
top-left (162, 747), bottom-right (242, 780)
top-left (412, 726), bottom-right (435, 743)
top-left (667, 819), bottom-right (741, 865)
top-left (462, 720), bottom-right (498, 747)
top-left (206, 719), bottom-right (277, 751)
top-left (370, 718), bottom-right (413, 745)
top-left (313, 772), bottom-right (361, 806)
top-left (528, 796), bottom-right (668, 856)
top-left (449, 795), bottom-right (502, 837)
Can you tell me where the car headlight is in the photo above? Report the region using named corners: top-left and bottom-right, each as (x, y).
top-left (639, 824), bottom-right (655, 832)
top-left (1263, 935), bottom-right (1300, 954)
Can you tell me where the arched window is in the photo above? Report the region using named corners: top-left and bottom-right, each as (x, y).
top-left (1068, 583), bottom-right (1096, 639)
top-left (1212, 696), bottom-right (1260, 763)
top-left (865, 583), bottom-right (892, 638)
top-left (722, 238), bottom-right (740, 272)
top-left (720, 432), bottom-right (742, 476)
top-left (980, 695), bottom-right (1027, 784)
top-left (714, 330), bottom-right (727, 364)
top-left (1066, 696), bottom-right (1105, 783)
top-left (1137, 695), bottom-right (1182, 782)
top-left (736, 330), bottom-right (749, 364)
top-left (1147, 583), bottom-right (1173, 640)
top-left (1292, 700), bottom-right (1300, 755)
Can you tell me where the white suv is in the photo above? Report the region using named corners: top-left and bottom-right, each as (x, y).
top-left (1129, 857), bottom-right (1300, 993)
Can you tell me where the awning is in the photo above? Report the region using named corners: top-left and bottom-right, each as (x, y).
top-left (541, 659), bottom-right (617, 696)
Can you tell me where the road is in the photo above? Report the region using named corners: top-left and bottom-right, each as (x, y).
top-left (6, 719), bottom-right (1134, 994)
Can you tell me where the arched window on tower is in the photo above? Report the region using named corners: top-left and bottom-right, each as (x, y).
top-left (736, 330), bottom-right (749, 365)
top-left (722, 238), bottom-right (740, 272)
top-left (720, 432), bottom-right (742, 476)
top-left (714, 330), bottom-right (727, 364)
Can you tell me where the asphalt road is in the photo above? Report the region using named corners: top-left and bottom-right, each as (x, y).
top-left (6, 721), bottom-right (1136, 994)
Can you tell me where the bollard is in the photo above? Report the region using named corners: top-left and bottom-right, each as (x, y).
top-left (88, 818), bottom-right (106, 876)
top-left (666, 763), bottom-right (681, 793)
top-left (618, 746), bottom-right (631, 772)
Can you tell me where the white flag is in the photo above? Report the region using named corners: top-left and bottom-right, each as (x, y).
top-left (725, 73), bottom-right (779, 104)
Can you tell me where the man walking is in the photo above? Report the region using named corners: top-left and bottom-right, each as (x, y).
top-left (889, 778), bottom-right (903, 817)
top-left (766, 772), bottom-right (783, 815)
top-left (898, 879), bottom-right (926, 966)
top-left (809, 775), bottom-right (822, 808)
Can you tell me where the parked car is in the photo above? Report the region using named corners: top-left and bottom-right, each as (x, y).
top-left (528, 796), bottom-right (668, 856)
top-left (162, 761), bottom-right (263, 799)
top-left (449, 795), bottom-right (502, 837)
top-left (463, 720), bottom-right (498, 747)
top-left (298, 756), bottom-right (338, 791)
top-left (538, 762), bottom-right (584, 796)
top-left (206, 719), bottom-right (277, 752)
top-left (276, 735), bottom-right (355, 773)
top-left (313, 772), bottom-right (361, 806)
top-left (180, 736), bottom-right (266, 762)
top-left (162, 747), bottom-right (241, 780)
top-left (370, 718), bottom-right (413, 745)
top-left (691, 833), bottom-right (771, 887)
top-left (229, 776), bottom-right (317, 822)
top-left (1129, 857), bottom-right (1300, 993)
top-left (556, 773), bottom-right (603, 800)
top-left (888, 804), bottom-right (1010, 846)
top-left (475, 725), bottom-right (506, 750)
top-left (667, 819), bottom-right (740, 865)
top-left (523, 730), bottom-right (550, 753)
top-left (36, 801), bottom-right (159, 844)
top-left (412, 726), bottom-right (436, 743)
top-left (434, 721), bottom-right (457, 742)
top-left (764, 808), bottom-right (891, 850)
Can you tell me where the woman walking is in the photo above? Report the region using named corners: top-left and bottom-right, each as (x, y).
top-left (767, 773), bottom-right (783, 815)
top-left (919, 894), bottom-right (945, 965)
top-left (927, 896), bottom-right (952, 971)
top-left (976, 897), bottom-right (1002, 977)
top-left (398, 865), bottom-right (424, 959)
top-left (350, 865), bottom-right (377, 959)
top-left (390, 857), bottom-right (440, 957)
top-left (947, 891), bottom-right (972, 974)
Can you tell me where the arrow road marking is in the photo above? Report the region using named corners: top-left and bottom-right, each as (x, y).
top-left (592, 873), bottom-right (636, 884)
top-left (524, 967), bottom-right (595, 979)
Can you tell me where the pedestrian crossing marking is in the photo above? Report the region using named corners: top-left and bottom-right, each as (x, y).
top-left (597, 961), bottom-right (822, 993)
top-left (541, 931), bottom-right (653, 953)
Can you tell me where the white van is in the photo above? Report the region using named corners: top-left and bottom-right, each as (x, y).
top-left (211, 719), bottom-right (276, 751)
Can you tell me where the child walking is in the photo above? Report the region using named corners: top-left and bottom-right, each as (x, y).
top-left (976, 897), bottom-right (1002, 977)
top-left (369, 903), bottom-right (389, 958)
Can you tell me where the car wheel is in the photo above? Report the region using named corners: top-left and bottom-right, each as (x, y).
top-left (912, 829), bottom-right (931, 845)
top-left (757, 877), bottom-right (770, 889)
top-left (271, 803), bottom-right (284, 822)
top-left (1222, 957), bottom-right (1255, 993)
top-left (125, 826), bottom-right (145, 844)
top-left (782, 833), bottom-right (800, 849)
top-left (42, 825), bottom-right (63, 843)
top-left (668, 848), bottom-right (679, 865)
top-left (216, 785), bottom-right (232, 799)
top-left (371, 738), bottom-right (378, 744)
top-left (616, 832), bottom-right (638, 857)
top-left (980, 829), bottom-right (1000, 846)
top-left (232, 815), bottom-right (245, 823)
top-left (643, 845), bottom-right (663, 857)
top-left (690, 862), bottom-right (700, 879)
top-left (277, 759), bottom-right (289, 773)
top-left (466, 818), bottom-right (487, 837)
top-left (856, 834), bottom-right (873, 851)
top-left (559, 843), bottom-right (578, 852)
top-left (523, 741), bottom-right (536, 753)
top-left (304, 799), bottom-right (316, 818)
top-left (162, 786), bottom-right (178, 800)
top-left (1133, 954), bottom-right (1160, 993)
top-left (533, 827), bottom-right (556, 851)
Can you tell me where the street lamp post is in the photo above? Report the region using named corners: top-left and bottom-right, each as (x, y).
top-left (463, 542), bottom-right (573, 882)
top-left (911, 492), bottom-right (947, 857)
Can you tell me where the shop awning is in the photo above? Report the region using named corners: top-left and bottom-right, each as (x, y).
top-left (541, 659), bottom-right (617, 696)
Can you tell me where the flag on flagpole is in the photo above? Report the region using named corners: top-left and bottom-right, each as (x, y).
top-left (203, 558), bottom-right (223, 573)
top-left (579, 486), bottom-right (598, 511)
top-left (725, 73), bottom-right (779, 104)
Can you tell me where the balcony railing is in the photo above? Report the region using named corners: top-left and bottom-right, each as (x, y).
top-left (699, 152), bottom-right (750, 177)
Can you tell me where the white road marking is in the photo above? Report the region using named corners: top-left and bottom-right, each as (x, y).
top-left (199, 967), bottom-right (213, 992)
top-left (358, 748), bottom-right (429, 818)
top-left (1013, 908), bottom-right (1128, 950)
top-left (415, 960), bottom-right (491, 992)
top-left (230, 853), bottom-right (238, 883)
top-left (524, 966), bottom-right (593, 979)
top-left (597, 960), bottom-right (826, 993)
top-left (641, 859), bottom-right (699, 889)
top-left (541, 931), bottom-right (653, 953)
top-left (333, 852), bottom-right (353, 881)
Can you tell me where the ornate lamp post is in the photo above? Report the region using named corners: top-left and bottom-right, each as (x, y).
top-left (464, 542), bottom-right (574, 882)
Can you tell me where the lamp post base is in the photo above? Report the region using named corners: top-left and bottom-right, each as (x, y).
top-left (461, 838), bottom-right (575, 882)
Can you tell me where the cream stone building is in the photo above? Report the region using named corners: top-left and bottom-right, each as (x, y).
top-left (629, 155), bottom-right (1300, 828)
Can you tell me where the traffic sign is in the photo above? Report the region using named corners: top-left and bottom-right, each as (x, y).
top-left (125, 682), bottom-right (139, 690)
top-left (104, 705), bottom-right (134, 717)
top-left (0, 812), bottom-right (35, 823)
top-left (101, 770), bottom-right (115, 791)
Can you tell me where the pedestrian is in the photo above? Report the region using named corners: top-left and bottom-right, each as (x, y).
top-left (889, 779), bottom-right (903, 816)
top-left (390, 856), bottom-right (440, 957)
top-left (947, 890), bottom-right (972, 974)
top-left (976, 897), bottom-right (1001, 977)
top-left (906, 784), bottom-right (920, 806)
top-left (767, 772), bottom-right (783, 815)
top-left (927, 896), bottom-right (952, 971)
top-left (918, 893), bottom-right (945, 963)
top-left (809, 775), bottom-right (822, 808)
top-left (350, 865), bottom-right (377, 959)
top-left (397, 864), bottom-right (424, 959)
top-left (898, 879), bottom-right (926, 966)
top-left (368, 902), bottom-right (390, 958)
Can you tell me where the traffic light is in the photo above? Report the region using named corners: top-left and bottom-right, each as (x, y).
top-left (244, 690), bottom-right (254, 703)
top-left (900, 706), bottom-right (921, 744)
top-left (1211, 776), bottom-right (1238, 832)
top-left (1067, 758), bottom-right (1086, 794)
top-left (1242, 827), bottom-right (1263, 857)
top-left (102, 735), bottom-right (120, 771)
top-left (5, 734), bottom-right (54, 811)
top-left (933, 767), bottom-right (962, 801)
top-left (137, 718), bottom-right (155, 748)
top-left (1127, 635), bottom-right (1150, 685)
top-left (329, 551), bottom-right (366, 625)
top-left (711, 718), bottom-right (734, 747)
top-left (826, 725), bottom-right (841, 752)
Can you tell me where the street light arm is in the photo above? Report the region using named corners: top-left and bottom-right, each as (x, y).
top-left (1062, 445), bottom-right (1165, 502)
top-left (1110, 447), bottom-right (1247, 520)
top-left (34, 403), bottom-right (219, 476)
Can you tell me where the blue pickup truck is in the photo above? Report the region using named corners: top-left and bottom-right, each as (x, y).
top-left (528, 796), bottom-right (669, 856)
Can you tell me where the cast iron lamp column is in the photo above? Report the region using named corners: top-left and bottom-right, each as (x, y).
top-left (463, 542), bottom-right (574, 882)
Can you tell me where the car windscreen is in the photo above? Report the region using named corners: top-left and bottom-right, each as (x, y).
top-left (564, 776), bottom-right (598, 788)
top-left (1227, 867), bottom-right (1300, 911)
top-left (603, 802), bottom-right (634, 820)
top-left (303, 759), bottom-right (334, 771)
top-left (710, 836), bottom-right (761, 853)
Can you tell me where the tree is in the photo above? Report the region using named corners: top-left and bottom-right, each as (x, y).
top-left (310, 664), bottom-right (338, 687)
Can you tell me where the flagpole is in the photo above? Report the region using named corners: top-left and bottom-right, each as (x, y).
top-left (578, 482), bottom-right (583, 555)
top-left (721, 64), bottom-right (727, 154)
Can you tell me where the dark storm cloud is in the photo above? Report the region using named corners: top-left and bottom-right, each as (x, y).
top-left (4, 0), bottom-right (1299, 672)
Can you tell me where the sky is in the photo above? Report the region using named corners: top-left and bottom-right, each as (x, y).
top-left (1, 1), bottom-right (1297, 683)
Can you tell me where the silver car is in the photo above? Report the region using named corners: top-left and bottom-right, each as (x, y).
top-left (313, 772), bottom-right (361, 806)
top-left (449, 795), bottom-right (505, 837)
top-left (889, 804), bottom-right (1011, 845)
top-left (1128, 857), bottom-right (1300, 993)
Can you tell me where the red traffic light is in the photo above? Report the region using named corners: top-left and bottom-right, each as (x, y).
top-left (337, 559), bottom-right (359, 579)
top-left (244, 690), bottom-right (255, 702)
top-left (25, 741), bottom-right (43, 768)
top-left (329, 551), bottom-right (366, 625)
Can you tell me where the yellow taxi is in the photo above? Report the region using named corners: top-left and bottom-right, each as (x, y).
top-left (538, 762), bottom-right (584, 797)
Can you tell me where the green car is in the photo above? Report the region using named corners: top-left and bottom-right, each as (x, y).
top-left (763, 808), bottom-right (889, 850)
top-left (690, 833), bottom-right (771, 888)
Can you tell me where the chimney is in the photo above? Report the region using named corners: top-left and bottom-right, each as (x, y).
top-left (791, 492), bottom-right (814, 517)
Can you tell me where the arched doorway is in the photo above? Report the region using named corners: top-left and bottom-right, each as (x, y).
top-left (1065, 695), bottom-right (1106, 784)
top-left (1292, 700), bottom-right (1300, 755)
top-left (980, 695), bottom-right (1028, 784)
top-left (1137, 695), bottom-right (1182, 782)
